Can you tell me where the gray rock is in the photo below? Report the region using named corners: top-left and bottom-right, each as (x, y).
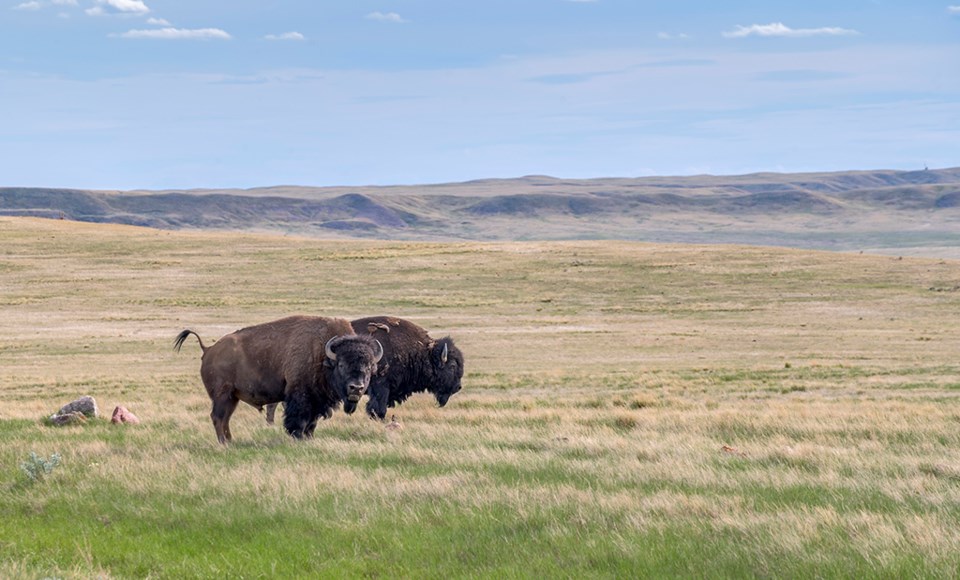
top-left (57, 396), bottom-right (98, 418)
top-left (48, 411), bottom-right (88, 426)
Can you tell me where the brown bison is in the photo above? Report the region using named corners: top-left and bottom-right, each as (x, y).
top-left (174, 315), bottom-right (383, 444)
top-left (265, 316), bottom-right (463, 423)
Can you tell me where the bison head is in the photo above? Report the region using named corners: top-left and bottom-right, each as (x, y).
top-left (324, 335), bottom-right (383, 414)
top-left (430, 337), bottom-right (464, 407)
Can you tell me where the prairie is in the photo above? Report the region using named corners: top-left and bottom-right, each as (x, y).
top-left (1, 216), bottom-right (960, 577)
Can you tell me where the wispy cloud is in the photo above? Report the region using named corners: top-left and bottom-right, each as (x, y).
top-left (265, 31), bottom-right (305, 41)
top-left (86, 0), bottom-right (149, 15)
top-left (146, 16), bottom-right (169, 25)
top-left (949, 5), bottom-right (960, 14)
top-left (657, 32), bottom-right (690, 40)
top-left (755, 69), bottom-right (853, 82)
top-left (117, 27), bottom-right (230, 40)
top-left (724, 22), bottom-right (859, 38)
top-left (365, 11), bottom-right (407, 23)
top-left (529, 71), bottom-right (614, 85)
top-left (13, 0), bottom-right (77, 9)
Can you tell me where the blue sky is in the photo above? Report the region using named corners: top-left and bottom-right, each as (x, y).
top-left (1, 1), bottom-right (958, 189)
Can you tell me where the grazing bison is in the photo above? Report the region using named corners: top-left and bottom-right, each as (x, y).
top-left (174, 315), bottom-right (383, 444)
top-left (265, 316), bottom-right (463, 423)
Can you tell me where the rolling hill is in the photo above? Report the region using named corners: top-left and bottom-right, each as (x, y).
top-left (3, 167), bottom-right (960, 256)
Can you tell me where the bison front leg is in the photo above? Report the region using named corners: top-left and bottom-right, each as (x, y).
top-left (303, 417), bottom-right (319, 438)
top-left (366, 384), bottom-right (389, 421)
top-left (210, 395), bottom-right (240, 445)
top-left (303, 405), bottom-right (334, 437)
top-left (283, 391), bottom-right (316, 439)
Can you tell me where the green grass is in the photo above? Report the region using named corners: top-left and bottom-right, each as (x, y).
top-left (4, 402), bottom-right (960, 577)
top-left (2, 411), bottom-right (959, 578)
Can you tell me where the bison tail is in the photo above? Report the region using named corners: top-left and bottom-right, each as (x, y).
top-left (173, 329), bottom-right (207, 353)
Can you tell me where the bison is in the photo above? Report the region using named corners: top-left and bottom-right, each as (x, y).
top-left (265, 316), bottom-right (463, 423)
top-left (174, 315), bottom-right (383, 444)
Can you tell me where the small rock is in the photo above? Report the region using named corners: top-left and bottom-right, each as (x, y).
top-left (385, 415), bottom-right (403, 432)
top-left (48, 411), bottom-right (87, 426)
top-left (721, 444), bottom-right (746, 457)
top-left (57, 396), bottom-right (98, 418)
top-left (111, 406), bottom-right (140, 425)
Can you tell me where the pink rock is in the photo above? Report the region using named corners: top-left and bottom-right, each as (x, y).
top-left (111, 406), bottom-right (140, 425)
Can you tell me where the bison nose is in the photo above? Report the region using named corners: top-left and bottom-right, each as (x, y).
top-left (346, 383), bottom-right (365, 402)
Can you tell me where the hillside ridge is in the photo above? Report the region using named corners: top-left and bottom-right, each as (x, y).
top-left (2, 167), bottom-right (959, 256)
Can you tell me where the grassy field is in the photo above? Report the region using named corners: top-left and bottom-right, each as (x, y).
top-left (1, 216), bottom-right (960, 578)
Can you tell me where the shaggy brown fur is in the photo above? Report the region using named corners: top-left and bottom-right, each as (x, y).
top-left (175, 315), bottom-right (382, 443)
top-left (265, 316), bottom-right (462, 424)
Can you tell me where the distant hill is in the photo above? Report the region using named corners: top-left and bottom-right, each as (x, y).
top-left (3, 168), bottom-right (960, 257)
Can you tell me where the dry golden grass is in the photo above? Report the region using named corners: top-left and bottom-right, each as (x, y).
top-left (2, 216), bottom-right (960, 576)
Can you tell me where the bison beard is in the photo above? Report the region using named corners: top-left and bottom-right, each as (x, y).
top-left (174, 315), bottom-right (382, 444)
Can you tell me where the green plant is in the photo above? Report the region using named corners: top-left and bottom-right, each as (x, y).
top-left (20, 451), bottom-right (61, 483)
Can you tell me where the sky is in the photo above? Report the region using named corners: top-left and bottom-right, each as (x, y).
top-left (1, 1), bottom-right (958, 189)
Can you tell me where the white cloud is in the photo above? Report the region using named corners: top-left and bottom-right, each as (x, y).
top-left (265, 31), bottom-right (305, 41)
top-left (657, 32), bottom-right (689, 40)
top-left (146, 17), bottom-right (169, 25)
top-left (117, 27), bottom-right (231, 40)
top-left (88, 0), bottom-right (149, 15)
top-left (723, 22), bottom-right (859, 38)
top-left (365, 11), bottom-right (407, 23)
top-left (13, 0), bottom-right (78, 10)
top-left (949, 5), bottom-right (960, 13)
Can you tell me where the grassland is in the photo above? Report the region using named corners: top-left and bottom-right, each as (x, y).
top-left (1, 216), bottom-right (960, 578)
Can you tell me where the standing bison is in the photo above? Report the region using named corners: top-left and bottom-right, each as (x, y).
top-left (265, 316), bottom-right (463, 423)
top-left (174, 315), bottom-right (383, 444)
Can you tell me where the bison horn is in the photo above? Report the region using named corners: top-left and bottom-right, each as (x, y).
top-left (373, 339), bottom-right (384, 363)
top-left (325, 336), bottom-right (339, 362)
top-left (441, 342), bottom-right (448, 365)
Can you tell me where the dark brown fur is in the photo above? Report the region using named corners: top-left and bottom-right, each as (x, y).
top-left (265, 316), bottom-right (463, 423)
top-left (175, 315), bottom-right (381, 443)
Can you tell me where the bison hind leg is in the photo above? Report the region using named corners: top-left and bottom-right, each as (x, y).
top-left (264, 402), bottom-right (279, 425)
top-left (210, 395), bottom-right (240, 445)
